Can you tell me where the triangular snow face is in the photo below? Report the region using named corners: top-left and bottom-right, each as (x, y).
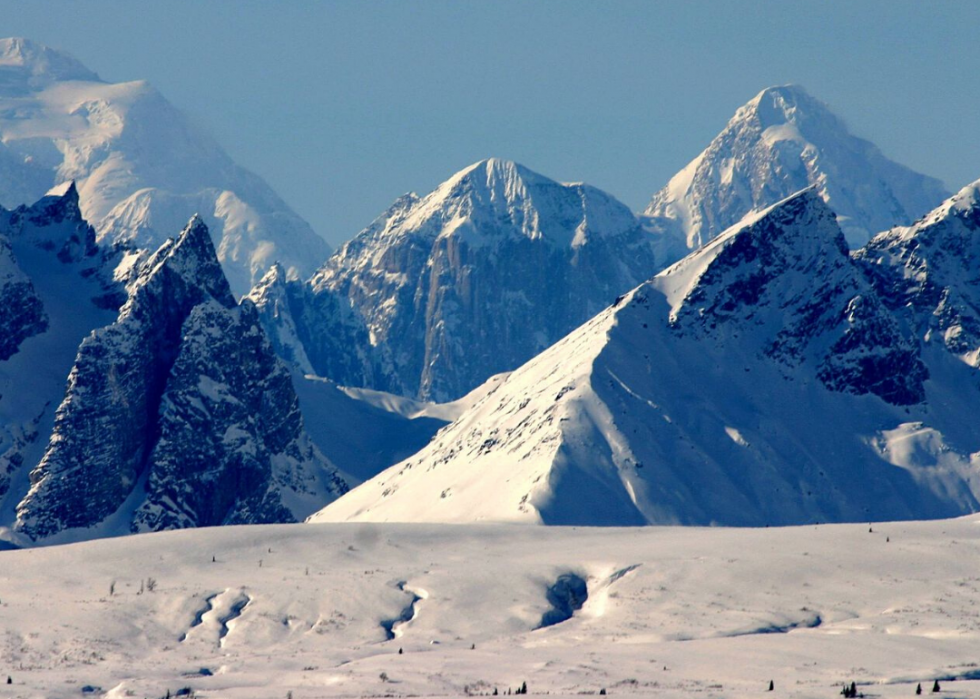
top-left (306, 158), bottom-right (665, 401)
top-left (646, 85), bottom-right (949, 250)
top-left (856, 180), bottom-right (980, 366)
top-left (0, 37), bottom-right (330, 294)
top-left (13, 217), bottom-right (345, 543)
top-left (312, 190), bottom-right (980, 528)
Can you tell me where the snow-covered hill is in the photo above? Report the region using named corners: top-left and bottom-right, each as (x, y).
top-left (314, 188), bottom-right (980, 527)
top-left (646, 85), bottom-right (949, 249)
top-left (271, 158), bottom-right (676, 401)
top-left (0, 37), bottom-right (330, 294)
top-left (3, 516), bottom-right (980, 698)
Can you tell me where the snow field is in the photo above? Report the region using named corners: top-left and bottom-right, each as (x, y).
top-left (2, 516), bottom-right (980, 698)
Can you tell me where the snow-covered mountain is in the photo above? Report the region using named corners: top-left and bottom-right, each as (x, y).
top-left (856, 179), bottom-right (980, 365)
top-left (273, 158), bottom-right (673, 401)
top-left (313, 188), bottom-right (980, 527)
top-left (0, 204), bottom-right (345, 544)
top-left (0, 37), bottom-right (330, 294)
top-left (645, 85), bottom-right (949, 249)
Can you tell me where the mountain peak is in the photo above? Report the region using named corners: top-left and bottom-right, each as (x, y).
top-left (30, 180), bottom-right (83, 223)
top-left (742, 84), bottom-right (838, 130)
top-left (646, 86), bottom-right (949, 250)
top-left (0, 38), bottom-right (100, 91)
top-left (653, 187), bottom-right (845, 320)
top-left (445, 158), bottom-right (555, 194)
top-left (133, 215), bottom-right (235, 310)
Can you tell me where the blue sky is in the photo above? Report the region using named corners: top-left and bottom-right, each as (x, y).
top-left (4, 1), bottom-right (979, 246)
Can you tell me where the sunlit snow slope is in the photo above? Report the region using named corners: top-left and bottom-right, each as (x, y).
top-left (315, 188), bottom-right (980, 527)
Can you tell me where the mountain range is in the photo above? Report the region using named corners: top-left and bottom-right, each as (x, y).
top-left (313, 185), bottom-right (980, 527)
top-left (1, 36), bottom-right (975, 544)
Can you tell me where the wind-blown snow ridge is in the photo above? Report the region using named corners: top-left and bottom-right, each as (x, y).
top-left (646, 84), bottom-right (949, 250)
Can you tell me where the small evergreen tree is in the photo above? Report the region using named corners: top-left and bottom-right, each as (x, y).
top-left (932, 680), bottom-right (940, 693)
top-left (768, 680), bottom-right (774, 691)
top-left (916, 685), bottom-right (922, 696)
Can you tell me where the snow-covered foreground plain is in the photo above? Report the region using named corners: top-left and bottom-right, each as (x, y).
top-left (4, 518), bottom-right (980, 699)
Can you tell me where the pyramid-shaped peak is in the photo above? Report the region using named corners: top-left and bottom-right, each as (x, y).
top-left (172, 214), bottom-right (220, 263)
top-left (653, 187), bottom-right (846, 318)
top-left (646, 85), bottom-right (949, 250)
top-left (701, 187), bottom-right (843, 257)
top-left (29, 180), bottom-right (82, 222)
top-left (0, 38), bottom-right (100, 88)
top-left (139, 215), bottom-right (234, 309)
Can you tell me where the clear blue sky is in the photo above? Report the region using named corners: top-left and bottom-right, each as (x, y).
top-left (4, 1), bottom-right (979, 246)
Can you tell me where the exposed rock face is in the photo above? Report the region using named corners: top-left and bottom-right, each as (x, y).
top-left (856, 180), bottom-right (980, 366)
top-left (0, 183), bottom-right (120, 511)
top-left (14, 217), bottom-right (344, 541)
top-left (646, 85), bottom-right (949, 249)
top-left (302, 159), bottom-right (666, 401)
top-left (315, 189), bottom-right (980, 529)
top-left (0, 235), bottom-right (46, 360)
top-left (132, 299), bottom-right (345, 531)
top-left (665, 189), bottom-right (927, 405)
top-left (246, 263), bottom-right (392, 391)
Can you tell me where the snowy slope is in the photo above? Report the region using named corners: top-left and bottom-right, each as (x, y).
top-left (646, 85), bottom-right (949, 249)
top-left (0, 37), bottom-right (330, 294)
top-left (3, 516), bottom-right (980, 698)
top-left (294, 373), bottom-right (504, 484)
top-left (314, 189), bottom-right (980, 527)
top-left (298, 158), bottom-right (673, 401)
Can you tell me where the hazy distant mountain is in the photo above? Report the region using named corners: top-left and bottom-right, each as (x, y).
top-left (0, 37), bottom-right (330, 294)
top-left (646, 85), bottom-right (949, 249)
top-left (263, 158), bottom-right (675, 401)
